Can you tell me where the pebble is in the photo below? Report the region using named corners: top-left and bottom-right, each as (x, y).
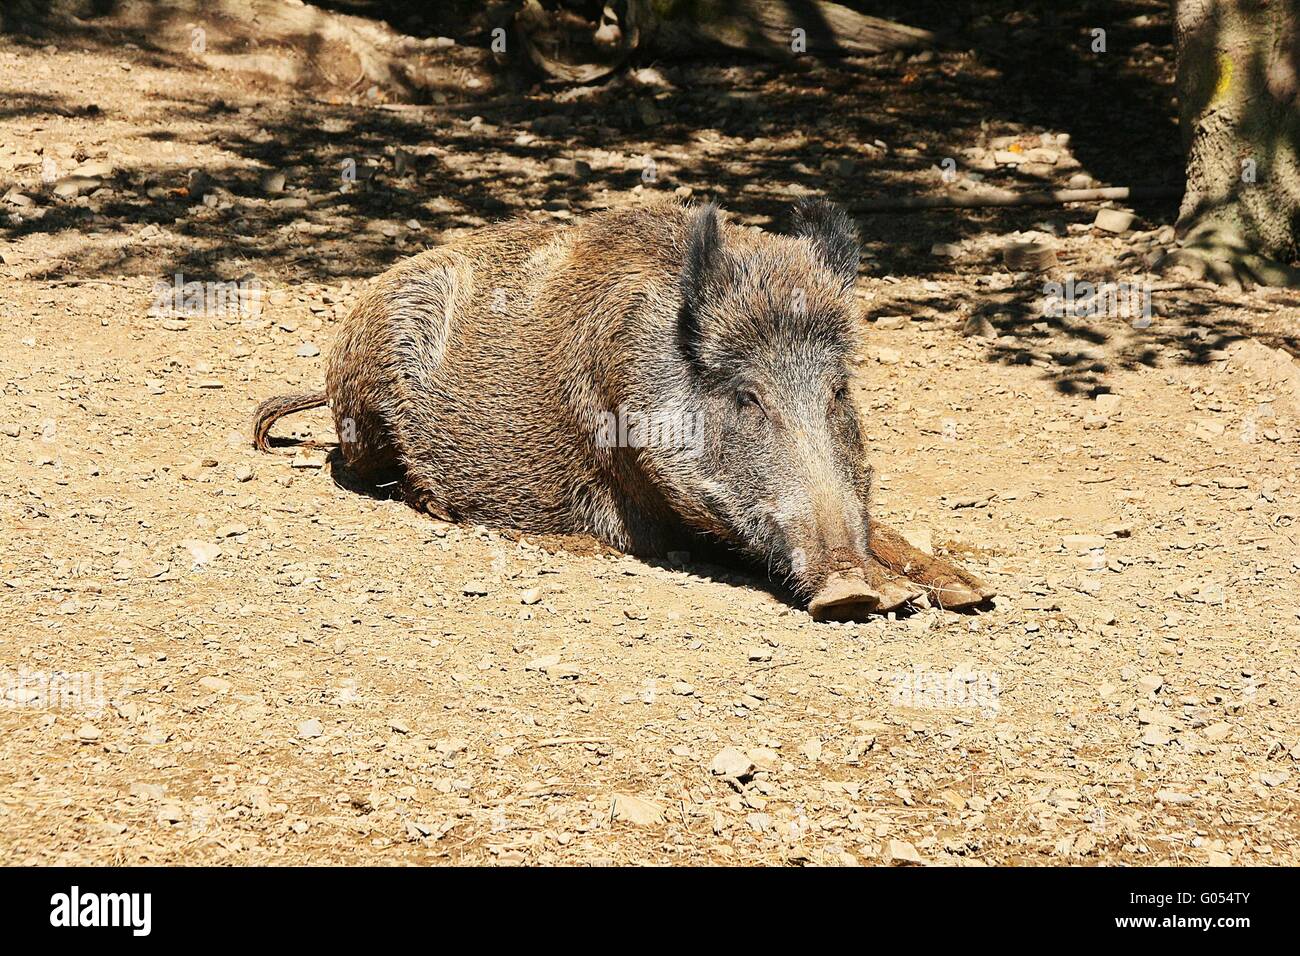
top-left (1093, 208), bottom-right (1135, 233)
top-left (297, 719), bottom-right (324, 739)
top-left (1203, 722), bottom-right (1231, 742)
top-left (198, 675), bottom-right (232, 693)
top-left (53, 175), bottom-right (101, 198)
top-left (610, 793), bottom-right (665, 826)
top-left (76, 723), bottom-right (101, 742)
top-left (710, 746), bottom-right (756, 779)
top-left (1137, 674), bottom-right (1164, 694)
top-left (182, 540), bottom-right (221, 566)
top-left (885, 839), bottom-right (924, 865)
top-left (260, 170), bottom-right (287, 193)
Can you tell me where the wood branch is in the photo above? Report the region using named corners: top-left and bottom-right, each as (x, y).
top-left (646, 0), bottom-right (935, 58)
top-left (851, 185), bottom-right (1183, 213)
top-left (867, 519), bottom-right (996, 610)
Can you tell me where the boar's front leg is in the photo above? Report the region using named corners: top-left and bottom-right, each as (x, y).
top-left (866, 519), bottom-right (996, 610)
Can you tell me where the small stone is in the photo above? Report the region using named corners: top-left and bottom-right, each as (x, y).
top-left (182, 540), bottom-right (221, 566)
top-left (1141, 725), bottom-right (1172, 746)
top-left (875, 347), bottom-right (902, 365)
top-left (874, 315), bottom-right (907, 330)
top-left (53, 175), bottom-right (101, 198)
top-left (1155, 789), bottom-right (1195, 805)
top-left (76, 722), bottom-right (101, 742)
top-left (129, 782), bottom-right (166, 801)
top-left (462, 581), bottom-right (489, 596)
top-left (519, 588), bottom-right (542, 605)
top-left (297, 719), bottom-right (324, 739)
top-left (260, 170), bottom-right (287, 193)
top-left (290, 451), bottom-right (326, 469)
top-left (1061, 534), bottom-right (1106, 553)
top-left (610, 793), bottom-right (666, 826)
top-left (710, 746), bottom-right (756, 779)
top-left (1093, 208), bottom-right (1135, 233)
top-left (962, 315), bottom-right (996, 338)
top-left (1002, 241), bottom-right (1057, 271)
top-left (1095, 393), bottom-right (1122, 417)
top-left (1203, 722), bottom-right (1231, 742)
top-left (1137, 674), bottom-right (1164, 694)
top-left (74, 160), bottom-right (115, 179)
top-left (197, 675), bottom-right (232, 693)
top-left (233, 464), bottom-right (254, 482)
top-left (886, 839), bottom-right (924, 865)
top-left (296, 342), bottom-right (320, 358)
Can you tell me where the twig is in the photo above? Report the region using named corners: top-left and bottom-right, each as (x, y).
top-left (523, 736), bottom-right (610, 749)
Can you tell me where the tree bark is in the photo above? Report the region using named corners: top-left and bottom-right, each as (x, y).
top-left (1174, 0), bottom-right (1300, 275)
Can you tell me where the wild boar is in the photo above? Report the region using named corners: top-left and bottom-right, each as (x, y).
top-left (254, 198), bottom-right (993, 618)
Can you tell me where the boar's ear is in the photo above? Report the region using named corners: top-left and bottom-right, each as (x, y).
top-left (790, 197), bottom-right (859, 293)
top-left (678, 203), bottom-right (731, 363)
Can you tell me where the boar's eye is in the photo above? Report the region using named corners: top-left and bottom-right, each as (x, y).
top-left (833, 384), bottom-right (850, 402)
top-left (736, 388), bottom-right (763, 412)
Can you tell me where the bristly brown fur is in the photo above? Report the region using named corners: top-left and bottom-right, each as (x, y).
top-left (254, 197), bottom-right (881, 598)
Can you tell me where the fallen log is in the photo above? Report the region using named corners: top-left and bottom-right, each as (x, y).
top-left (851, 185), bottom-right (1183, 213)
top-left (516, 0), bottom-right (934, 83)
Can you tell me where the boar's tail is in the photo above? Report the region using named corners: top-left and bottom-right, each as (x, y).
top-left (253, 391), bottom-right (328, 452)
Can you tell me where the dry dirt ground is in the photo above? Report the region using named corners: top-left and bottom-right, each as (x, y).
top-left (3, 4), bottom-right (1300, 866)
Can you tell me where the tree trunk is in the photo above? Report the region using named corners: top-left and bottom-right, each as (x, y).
top-left (1174, 0), bottom-right (1300, 273)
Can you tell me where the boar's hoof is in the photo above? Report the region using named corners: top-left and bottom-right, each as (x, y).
top-left (928, 575), bottom-right (997, 611)
top-left (808, 571), bottom-right (882, 622)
